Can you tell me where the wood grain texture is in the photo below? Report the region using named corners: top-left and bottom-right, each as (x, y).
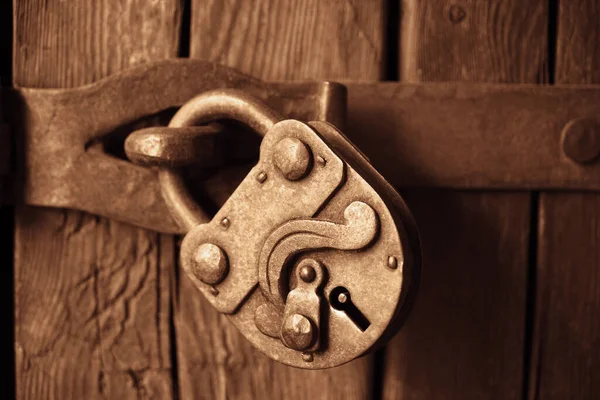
top-left (190, 0), bottom-right (384, 80)
top-left (177, 0), bottom-right (385, 398)
top-left (399, 0), bottom-right (548, 82)
top-left (383, 192), bottom-right (531, 399)
top-left (533, 1), bottom-right (600, 398)
top-left (534, 194), bottom-right (600, 399)
top-left (555, 0), bottom-right (600, 84)
top-left (383, 0), bottom-right (546, 398)
top-left (14, 0), bottom-right (183, 88)
top-left (13, 0), bottom-right (182, 398)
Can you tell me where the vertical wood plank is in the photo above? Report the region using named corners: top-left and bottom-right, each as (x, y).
top-left (533, 1), bottom-right (600, 398)
top-left (177, 1), bottom-right (385, 398)
top-left (399, 0), bottom-right (548, 83)
top-left (13, 1), bottom-right (182, 398)
top-left (190, 0), bottom-right (384, 80)
top-left (555, 0), bottom-right (600, 84)
top-left (383, 1), bottom-right (547, 398)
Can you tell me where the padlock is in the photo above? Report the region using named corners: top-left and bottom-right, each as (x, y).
top-left (128, 89), bottom-right (421, 369)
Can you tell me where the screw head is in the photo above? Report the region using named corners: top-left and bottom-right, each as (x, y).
top-left (273, 137), bottom-right (312, 181)
top-left (192, 243), bottom-right (229, 285)
top-left (299, 264), bottom-right (316, 283)
top-left (561, 118), bottom-right (600, 164)
top-left (387, 255), bottom-right (398, 269)
top-left (281, 314), bottom-right (315, 351)
top-left (220, 217), bottom-right (230, 229)
top-left (256, 171), bottom-right (267, 183)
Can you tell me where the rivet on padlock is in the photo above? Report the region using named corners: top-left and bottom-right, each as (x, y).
top-left (273, 137), bottom-right (312, 180)
top-left (192, 243), bottom-right (229, 285)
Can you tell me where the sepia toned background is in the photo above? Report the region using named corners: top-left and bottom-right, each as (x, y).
top-left (3, 0), bottom-right (599, 398)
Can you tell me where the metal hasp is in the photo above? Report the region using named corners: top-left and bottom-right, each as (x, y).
top-left (126, 89), bottom-right (421, 369)
top-left (7, 59), bottom-right (345, 233)
top-left (9, 59), bottom-right (600, 233)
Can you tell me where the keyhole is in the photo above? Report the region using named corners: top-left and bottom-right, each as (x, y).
top-left (329, 286), bottom-right (371, 331)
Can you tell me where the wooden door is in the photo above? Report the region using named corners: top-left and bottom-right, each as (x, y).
top-left (7, 0), bottom-right (600, 399)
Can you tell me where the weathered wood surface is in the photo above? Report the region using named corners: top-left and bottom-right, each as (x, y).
top-left (174, 0), bottom-right (385, 398)
top-left (532, 1), bottom-right (600, 398)
top-left (399, 0), bottom-right (548, 83)
top-left (13, 1), bottom-right (182, 398)
top-left (382, 0), bottom-right (546, 398)
top-left (190, 0), bottom-right (384, 81)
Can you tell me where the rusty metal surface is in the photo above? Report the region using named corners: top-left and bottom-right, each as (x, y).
top-left (160, 90), bottom-right (419, 368)
top-left (345, 82), bottom-right (600, 191)
top-left (8, 59), bottom-right (600, 233)
top-left (7, 59), bottom-right (346, 233)
top-left (560, 117), bottom-right (600, 164)
top-left (124, 125), bottom-right (222, 167)
top-left (178, 116), bottom-right (346, 314)
top-left (159, 89), bottom-right (286, 231)
top-left (244, 118), bottom-right (418, 368)
top-left (309, 120), bottom-right (421, 352)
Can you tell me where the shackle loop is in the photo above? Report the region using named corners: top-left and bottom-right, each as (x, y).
top-left (161, 89), bottom-right (284, 231)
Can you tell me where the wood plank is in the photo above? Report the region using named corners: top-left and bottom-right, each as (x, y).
top-left (177, 1), bottom-right (385, 398)
top-left (190, 0), bottom-right (384, 80)
top-left (399, 0), bottom-right (548, 83)
top-left (13, 1), bottom-right (182, 398)
top-left (555, 0), bottom-right (600, 84)
top-left (383, 0), bottom-right (546, 398)
top-left (534, 194), bottom-right (600, 398)
top-left (533, 1), bottom-right (600, 398)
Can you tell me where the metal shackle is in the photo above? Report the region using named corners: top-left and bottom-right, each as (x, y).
top-left (162, 90), bottom-right (284, 231)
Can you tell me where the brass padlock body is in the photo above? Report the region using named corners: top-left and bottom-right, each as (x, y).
top-left (180, 119), bottom-right (420, 369)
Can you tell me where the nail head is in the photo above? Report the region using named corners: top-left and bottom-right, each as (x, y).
top-left (256, 171), bottom-right (267, 183)
top-left (220, 217), bottom-right (230, 229)
top-left (387, 255), bottom-right (398, 269)
top-left (561, 118), bottom-right (600, 164)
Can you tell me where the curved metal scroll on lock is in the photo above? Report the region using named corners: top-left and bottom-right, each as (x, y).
top-left (158, 89), bottom-right (284, 232)
top-left (258, 201), bottom-right (380, 308)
